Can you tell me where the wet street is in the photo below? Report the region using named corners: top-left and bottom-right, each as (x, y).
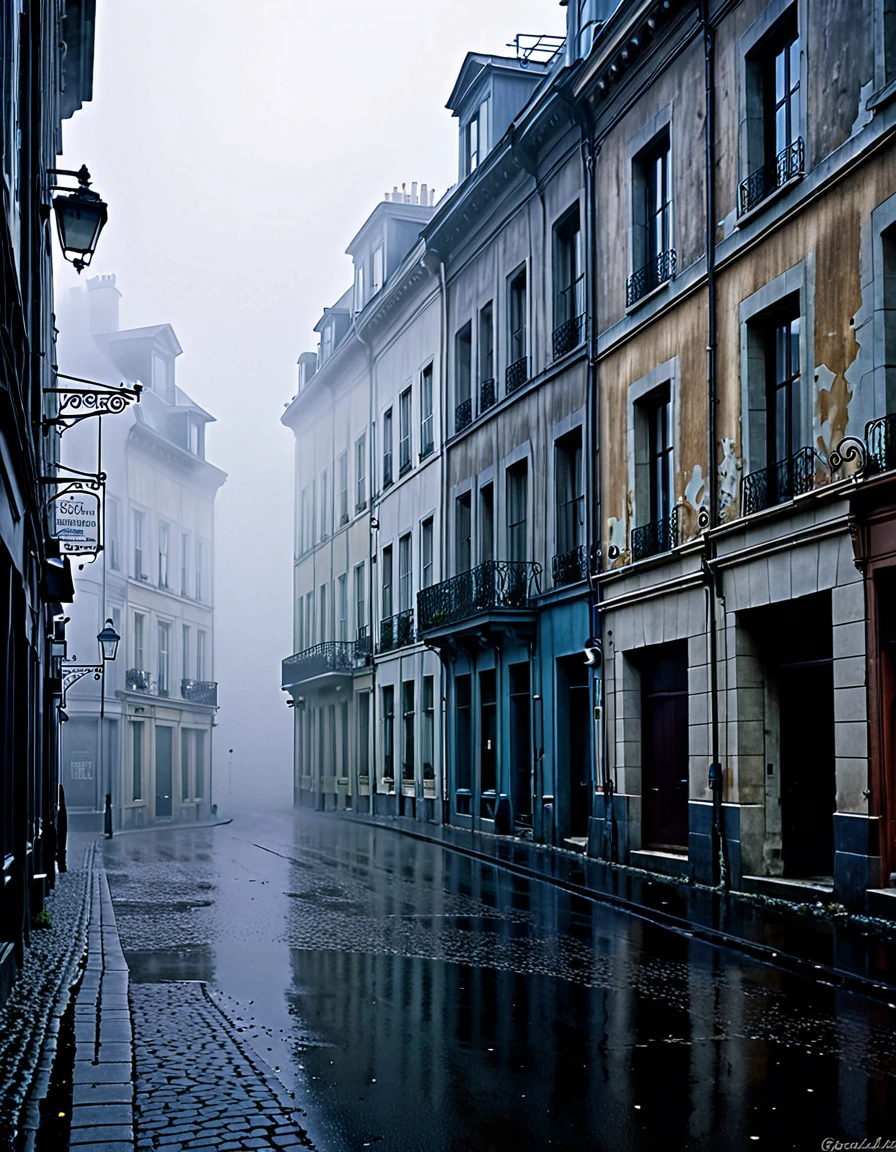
top-left (103, 810), bottom-right (896, 1152)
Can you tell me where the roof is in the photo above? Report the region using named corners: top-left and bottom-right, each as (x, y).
top-left (445, 51), bottom-right (548, 115)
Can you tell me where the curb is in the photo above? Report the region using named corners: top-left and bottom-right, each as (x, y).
top-left (105, 816), bottom-right (233, 838)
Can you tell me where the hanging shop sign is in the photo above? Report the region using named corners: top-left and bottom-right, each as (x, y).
top-left (41, 466), bottom-right (105, 558)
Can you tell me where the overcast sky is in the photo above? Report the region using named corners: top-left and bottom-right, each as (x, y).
top-left (54, 0), bottom-right (566, 808)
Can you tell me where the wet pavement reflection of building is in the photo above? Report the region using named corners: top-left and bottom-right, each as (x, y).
top-left (104, 811), bottom-right (896, 1152)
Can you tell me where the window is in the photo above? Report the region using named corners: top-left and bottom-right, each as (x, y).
top-left (354, 562), bottom-right (367, 640)
top-left (382, 545), bottom-right (393, 619)
top-left (319, 583), bottom-right (329, 642)
top-left (305, 592), bottom-right (314, 647)
top-left (152, 353), bottom-right (174, 403)
top-left (195, 730), bottom-right (205, 799)
top-left (182, 729), bottom-right (191, 802)
top-left (402, 681), bottom-right (415, 781)
top-left (629, 132), bottom-right (674, 306)
top-left (420, 363), bottom-right (434, 458)
top-left (462, 98), bottom-right (489, 177)
top-left (506, 461), bottom-right (528, 562)
top-left (455, 492), bottom-right (472, 574)
top-left (158, 522), bottom-right (170, 587)
top-left (455, 674), bottom-right (472, 797)
top-left (555, 430), bottom-right (584, 557)
top-left (740, 13), bottom-right (802, 215)
top-left (158, 622), bottom-right (170, 696)
top-left (341, 701), bottom-right (349, 777)
top-left (108, 498), bottom-right (121, 571)
top-left (131, 721), bottom-right (144, 801)
top-left (455, 322), bottom-right (473, 431)
top-left (354, 260), bottom-right (366, 313)
top-left (383, 408), bottom-right (393, 488)
top-left (134, 612), bottom-right (145, 669)
top-left (507, 269), bottom-right (528, 391)
top-left (321, 323), bottom-right (334, 363)
top-left (133, 509), bottom-right (146, 579)
top-left (181, 531), bottom-right (190, 596)
top-left (478, 302), bottom-right (495, 411)
top-left (338, 452), bottom-right (349, 525)
top-left (423, 676), bottom-right (435, 779)
top-left (197, 629), bottom-right (207, 680)
top-left (553, 207), bottom-right (585, 353)
top-left (479, 482), bottom-right (494, 563)
top-left (398, 533), bottom-right (412, 613)
top-left (188, 420), bottom-right (202, 457)
top-left (319, 469), bottom-right (329, 541)
top-left (182, 624), bottom-right (191, 683)
top-left (337, 573), bottom-right (347, 641)
top-left (355, 434), bottom-right (367, 510)
top-left (382, 686), bottom-right (395, 780)
top-left (358, 692), bottom-right (371, 778)
top-left (421, 518), bottom-right (434, 589)
top-left (300, 486), bottom-right (311, 553)
top-left (632, 384), bottom-right (675, 560)
top-left (399, 387), bottom-right (412, 475)
top-left (372, 244), bottom-right (385, 296)
top-left (195, 538), bottom-right (205, 602)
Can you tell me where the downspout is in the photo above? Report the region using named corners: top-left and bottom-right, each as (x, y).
top-left (356, 323), bottom-right (377, 816)
top-left (437, 260), bottom-right (449, 821)
top-left (700, 0), bottom-right (727, 889)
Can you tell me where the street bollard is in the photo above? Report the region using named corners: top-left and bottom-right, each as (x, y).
top-left (104, 792), bottom-right (113, 839)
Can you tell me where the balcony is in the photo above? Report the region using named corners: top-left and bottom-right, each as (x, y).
top-left (738, 137), bottom-right (804, 216)
top-left (379, 609), bottom-right (414, 653)
top-left (552, 314), bottom-right (585, 360)
top-left (417, 560), bottom-right (542, 645)
top-left (455, 397), bottom-right (473, 433)
top-left (631, 508), bottom-right (679, 562)
top-left (479, 377), bottom-right (496, 414)
top-left (181, 679), bottom-right (218, 707)
top-left (357, 625), bottom-right (372, 659)
top-left (742, 446), bottom-right (823, 516)
top-left (126, 668), bottom-right (155, 694)
top-left (626, 249), bottom-right (677, 308)
top-left (281, 641), bottom-right (359, 690)
top-left (865, 414), bottom-right (896, 476)
top-left (505, 356), bottom-right (528, 395)
top-left (552, 544), bottom-right (591, 588)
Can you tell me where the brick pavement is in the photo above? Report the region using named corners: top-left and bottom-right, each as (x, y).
top-left (131, 982), bottom-right (311, 1151)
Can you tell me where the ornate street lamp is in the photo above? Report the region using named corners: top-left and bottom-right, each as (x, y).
top-left (97, 618), bottom-right (121, 663)
top-left (49, 165), bottom-right (108, 273)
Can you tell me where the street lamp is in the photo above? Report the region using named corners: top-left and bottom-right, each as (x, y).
top-left (98, 618), bottom-right (121, 662)
top-left (49, 165), bottom-right (109, 274)
top-left (96, 618), bottom-right (120, 838)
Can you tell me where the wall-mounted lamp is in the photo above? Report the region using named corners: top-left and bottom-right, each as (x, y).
top-left (49, 165), bottom-right (108, 274)
top-left (97, 618), bottom-right (121, 663)
top-left (370, 517), bottom-right (380, 531)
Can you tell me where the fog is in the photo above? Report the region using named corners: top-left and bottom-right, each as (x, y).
top-left (54, 0), bottom-right (564, 810)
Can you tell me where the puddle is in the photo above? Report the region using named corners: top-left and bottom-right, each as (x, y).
top-left (124, 945), bottom-right (215, 983)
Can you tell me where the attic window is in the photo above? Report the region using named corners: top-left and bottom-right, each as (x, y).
top-left (189, 420), bottom-right (201, 456)
top-left (321, 323), bottom-right (334, 363)
top-left (372, 244), bottom-right (384, 296)
top-left (463, 98), bottom-right (489, 178)
top-left (152, 352), bottom-right (174, 402)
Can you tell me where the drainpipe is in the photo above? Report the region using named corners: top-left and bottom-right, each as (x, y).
top-left (701, 0), bottom-right (727, 889)
top-left (356, 324), bottom-right (377, 815)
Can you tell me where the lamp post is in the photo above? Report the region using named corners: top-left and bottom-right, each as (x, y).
top-left (49, 165), bottom-right (109, 274)
top-left (97, 618), bottom-right (121, 837)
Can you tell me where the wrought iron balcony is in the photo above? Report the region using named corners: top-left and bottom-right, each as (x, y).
top-left (505, 357), bottom-right (528, 395)
top-left (741, 446), bottom-right (820, 516)
top-left (479, 377), bottom-right (496, 413)
top-left (631, 508), bottom-right (679, 562)
top-left (356, 625), bottom-right (372, 659)
top-left (865, 414), bottom-right (896, 476)
top-left (417, 560), bottom-right (542, 634)
top-left (281, 641), bottom-right (358, 688)
top-left (379, 609), bottom-right (415, 653)
top-left (552, 544), bottom-right (590, 588)
top-left (126, 668), bottom-right (155, 694)
top-left (181, 679), bottom-right (218, 707)
top-left (552, 314), bottom-right (585, 359)
top-left (455, 397), bottom-right (473, 433)
top-left (738, 137), bottom-right (804, 216)
top-left (626, 249), bottom-right (677, 308)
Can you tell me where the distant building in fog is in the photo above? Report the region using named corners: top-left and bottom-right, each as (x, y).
top-left (60, 275), bottom-right (226, 830)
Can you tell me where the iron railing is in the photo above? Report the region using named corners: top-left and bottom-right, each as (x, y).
top-left (552, 544), bottom-right (589, 587)
top-left (126, 668), bottom-right (155, 694)
top-left (356, 626), bottom-right (372, 659)
top-left (455, 397), bottom-right (473, 433)
top-left (506, 356), bottom-right (528, 394)
top-left (417, 560), bottom-right (542, 633)
top-left (479, 377), bottom-right (497, 413)
top-left (631, 507), bottom-right (679, 562)
top-left (741, 446), bottom-right (820, 516)
top-left (552, 314), bottom-right (586, 359)
top-left (181, 679), bottom-right (218, 707)
top-left (738, 137), bottom-right (804, 216)
top-left (865, 414), bottom-right (896, 476)
top-left (379, 609), bottom-right (415, 653)
top-left (281, 641), bottom-right (357, 688)
top-left (626, 249), bottom-right (677, 308)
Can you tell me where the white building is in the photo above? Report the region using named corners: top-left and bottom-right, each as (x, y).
top-left (60, 275), bottom-right (226, 830)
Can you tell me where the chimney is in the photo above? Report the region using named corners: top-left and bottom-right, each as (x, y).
top-left (421, 183), bottom-right (428, 205)
top-left (411, 181), bottom-right (418, 204)
top-left (86, 274), bottom-right (121, 334)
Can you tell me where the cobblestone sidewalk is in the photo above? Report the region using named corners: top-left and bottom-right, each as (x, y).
top-left (132, 982), bottom-right (311, 1151)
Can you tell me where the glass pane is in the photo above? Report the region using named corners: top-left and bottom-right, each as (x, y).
top-left (775, 385), bottom-right (788, 460)
top-left (775, 104), bottom-right (787, 156)
top-left (775, 47), bottom-right (786, 103)
top-left (789, 38), bottom-right (800, 92)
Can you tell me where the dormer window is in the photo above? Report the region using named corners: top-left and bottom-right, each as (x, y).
top-left (152, 352), bottom-right (174, 403)
top-left (463, 98), bottom-right (489, 178)
top-left (189, 420), bottom-right (201, 456)
top-left (372, 244), bottom-right (384, 296)
top-left (354, 262), bottom-right (366, 313)
top-left (321, 323), bottom-right (334, 364)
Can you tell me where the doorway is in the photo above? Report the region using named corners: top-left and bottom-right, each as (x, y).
top-left (480, 669), bottom-right (497, 819)
top-left (640, 642), bottom-right (689, 849)
top-left (557, 655), bottom-right (591, 838)
top-left (509, 662), bottom-right (532, 828)
top-left (156, 726), bottom-right (173, 818)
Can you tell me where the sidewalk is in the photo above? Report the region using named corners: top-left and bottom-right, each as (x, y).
top-left (347, 811), bottom-right (896, 1000)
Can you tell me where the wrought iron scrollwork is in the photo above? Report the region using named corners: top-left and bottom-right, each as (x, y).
top-left (631, 507), bottom-right (679, 562)
top-left (738, 138), bottom-right (804, 216)
top-left (741, 446), bottom-right (820, 516)
top-left (551, 544), bottom-right (589, 588)
top-left (42, 372), bottom-right (142, 434)
top-left (455, 398), bottom-right (473, 433)
top-left (417, 560), bottom-right (542, 633)
top-left (829, 435), bottom-right (868, 473)
top-left (626, 249), bottom-right (676, 308)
